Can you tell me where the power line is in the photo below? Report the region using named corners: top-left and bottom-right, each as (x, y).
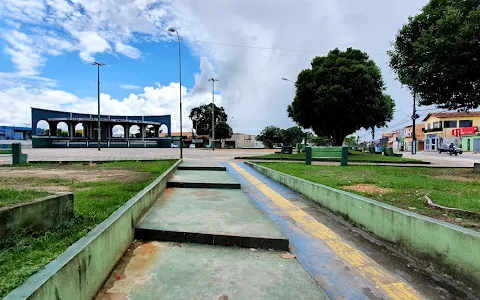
top-left (1, 16), bottom-right (390, 56)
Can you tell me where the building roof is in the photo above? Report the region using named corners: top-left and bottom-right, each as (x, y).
top-left (160, 132), bottom-right (192, 137)
top-left (423, 112), bottom-right (480, 122)
top-left (381, 132), bottom-right (394, 138)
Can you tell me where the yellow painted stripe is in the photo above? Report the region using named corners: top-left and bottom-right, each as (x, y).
top-left (230, 162), bottom-right (423, 300)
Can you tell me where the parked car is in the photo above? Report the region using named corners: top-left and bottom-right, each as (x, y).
top-left (171, 143), bottom-right (179, 148)
top-left (189, 144), bottom-right (196, 148)
top-left (438, 144), bottom-right (463, 154)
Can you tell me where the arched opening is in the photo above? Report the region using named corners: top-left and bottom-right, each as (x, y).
top-left (36, 120), bottom-right (49, 136)
top-left (145, 125), bottom-right (155, 138)
top-left (112, 125), bottom-right (125, 138)
top-left (159, 124), bottom-right (169, 137)
top-left (129, 125), bottom-right (141, 138)
top-left (74, 123), bottom-right (85, 137)
top-left (57, 122), bottom-right (69, 137)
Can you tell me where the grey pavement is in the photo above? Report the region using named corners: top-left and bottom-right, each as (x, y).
top-left (0, 148), bottom-right (274, 165)
top-left (402, 151), bottom-right (480, 167)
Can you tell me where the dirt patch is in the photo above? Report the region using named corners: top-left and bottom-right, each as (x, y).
top-left (0, 168), bottom-right (150, 183)
top-left (95, 241), bottom-right (166, 299)
top-left (191, 190), bottom-right (228, 201)
top-left (342, 184), bottom-right (393, 195)
top-left (9, 184), bottom-right (70, 193)
top-left (435, 175), bottom-right (480, 183)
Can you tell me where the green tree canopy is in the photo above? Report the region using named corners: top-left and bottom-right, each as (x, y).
top-left (282, 126), bottom-right (305, 145)
top-left (389, 0), bottom-right (480, 110)
top-left (189, 104), bottom-right (228, 135)
top-left (287, 48), bottom-right (394, 145)
top-left (214, 121), bottom-right (233, 140)
top-left (256, 126), bottom-right (284, 148)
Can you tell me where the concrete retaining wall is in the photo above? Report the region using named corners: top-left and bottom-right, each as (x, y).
top-left (0, 193), bottom-right (74, 245)
top-left (247, 162), bottom-right (480, 285)
top-left (5, 160), bottom-right (181, 300)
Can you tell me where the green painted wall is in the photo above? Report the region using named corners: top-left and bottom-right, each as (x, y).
top-left (247, 162), bottom-right (480, 286)
top-left (5, 160), bottom-right (181, 300)
top-left (0, 194), bottom-right (74, 246)
top-left (461, 136), bottom-right (480, 151)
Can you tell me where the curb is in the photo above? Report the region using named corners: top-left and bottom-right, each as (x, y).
top-left (246, 161), bottom-right (480, 287)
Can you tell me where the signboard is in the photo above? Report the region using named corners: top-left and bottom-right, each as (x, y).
top-left (452, 126), bottom-right (478, 137)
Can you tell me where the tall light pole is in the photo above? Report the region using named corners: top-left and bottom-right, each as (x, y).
top-left (281, 77), bottom-right (294, 84)
top-left (412, 92), bottom-right (417, 155)
top-left (208, 78), bottom-right (218, 151)
top-left (168, 28), bottom-right (183, 159)
top-left (93, 61), bottom-right (104, 151)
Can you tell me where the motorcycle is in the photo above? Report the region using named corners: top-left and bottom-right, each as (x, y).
top-left (448, 147), bottom-right (458, 156)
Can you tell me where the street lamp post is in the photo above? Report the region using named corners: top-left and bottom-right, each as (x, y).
top-left (168, 28), bottom-right (183, 159)
top-left (208, 78), bottom-right (218, 151)
top-left (93, 61), bottom-right (105, 151)
top-left (281, 77), bottom-right (295, 84)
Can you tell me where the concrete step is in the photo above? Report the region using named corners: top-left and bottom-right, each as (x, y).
top-left (135, 188), bottom-right (288, 250)
top-left (178, 161), bottom-right (226, 171)
top-left (177, 165), bottom-right (227, 171)
top-left (167, 170), bottom-right (241, 189)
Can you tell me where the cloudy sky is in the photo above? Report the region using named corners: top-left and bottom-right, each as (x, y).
top-left (0, 0), bottom-right (430, 138)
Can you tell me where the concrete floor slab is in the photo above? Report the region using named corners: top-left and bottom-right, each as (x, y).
top-left (136, 188), bottom-right (288, 250)
top-left (167, 170), bottom-right (241, 189)
top-left (96, 241), bottom-right (328, 300)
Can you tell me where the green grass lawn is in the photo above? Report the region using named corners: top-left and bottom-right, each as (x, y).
top-left (249, 151), bottom-right (421, 163)
top-left (0, 160), bottom-right (176, 298)
top-left (256, 162), bottom-right (480, 228)
top-left (0, 189), bottom-right (53, 208)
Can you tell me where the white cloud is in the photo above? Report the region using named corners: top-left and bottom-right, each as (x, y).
top-left (119, 84), bottom-right (142, 90)
top-left (0, 83), bottom-right (219, 132)
top-left (115, 42), bottom-right (141, 59)
top-left (72, 31), bottom-right (111, 62)
top-left (161, 0), bottom-right (430, 134)
top-left (0, 60), bottom-right (221, 131)
top-left (0, 0), bottom-right (432, 136)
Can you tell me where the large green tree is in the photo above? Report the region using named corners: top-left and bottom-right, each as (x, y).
top-left (256, 126), bottom-right (284, 148)
top-left (189, 104), bottom-right (228, 135)
top-left (287, 48), bottom-right (394, 145)
top-left (389, 0), bottom-right (480, 110)
top-left (214, 121), bottom-right (233, 140)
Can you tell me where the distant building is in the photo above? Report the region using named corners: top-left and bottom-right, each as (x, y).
top-left (0, 126), bottom-right (40, 140)
top-left (31, 107), bottom-right (172, 148)
top-left (226, 133), bottom-right (260, 148)
top-left (403, 123), bottom-right (425, 152)
top-left (423, 112), bottom-right (480, 151)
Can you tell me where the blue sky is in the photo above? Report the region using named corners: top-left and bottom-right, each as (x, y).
top-left (0, 0), bottom-right (435, 137)
top-left (37, 41), bottom-right (199, 100)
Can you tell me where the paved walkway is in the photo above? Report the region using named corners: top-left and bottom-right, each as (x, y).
top-left (0, 148), bottom-right (273, 164)
top-left (97, 161), bottom-right (327, 300)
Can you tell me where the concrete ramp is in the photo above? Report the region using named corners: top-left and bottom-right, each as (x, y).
top-left (97, 162), bottom-right (327, 300)
top-left (97, 242), bottom-right (328, 300)
top-left (136, 188), bottom-right (288, 250)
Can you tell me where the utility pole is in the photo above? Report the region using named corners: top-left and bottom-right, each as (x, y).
top-left (208, 78), bottom-right (218, 151)
top-left (93, 61), bottom-right (104, 151)
top-left (412, 92), bottom-right (417, 155)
